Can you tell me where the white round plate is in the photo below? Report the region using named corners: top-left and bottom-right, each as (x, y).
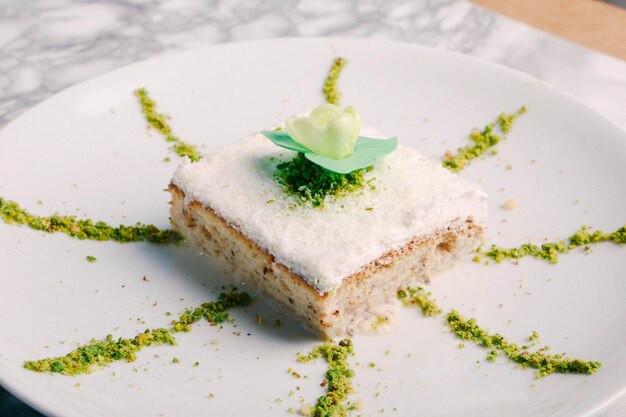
top-left (0, 38), bottom-right (625, 417)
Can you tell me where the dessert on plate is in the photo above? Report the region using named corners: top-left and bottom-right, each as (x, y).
top-left (168, 104), bottom-right (486, 337)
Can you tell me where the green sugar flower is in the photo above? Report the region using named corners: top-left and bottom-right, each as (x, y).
top-left (261, 104), bottom-right (397, 174)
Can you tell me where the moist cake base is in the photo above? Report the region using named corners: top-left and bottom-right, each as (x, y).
top-left (170, 132), bottom-right (487, 294)
top-left (169, 184), bottom-right (484, 337)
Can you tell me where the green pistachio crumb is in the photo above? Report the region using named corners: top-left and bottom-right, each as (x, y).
top-left (134, 88), bottom-right (201, 162)
top-left (298, 338), bottom-right (355, 417)
top-left (445, 310), bottom-right (601, 378)
top-left (23, 290), bottom-right (251, 375)
top-left (370, 316), bottom-right (388, 330)
top-left (397, 287), bottom-right (442, 317)
top-left (86, 256), bottom-right (97, 263)
top-left (480, 225), bottom-right (625, 264)
top-left (442, 107), bottom-right (526, 172)
top-left (0, 197), bottom-right (180, 244)
top-left (274, 153), bottom-right (372, 208)
top-left (399, 287), bottom-right (601, 378)
top-left (323, 57), bottom-right (347, 106)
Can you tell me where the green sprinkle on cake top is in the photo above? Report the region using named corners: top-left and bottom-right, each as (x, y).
top-left (273, 153), bottom-right (373, 208)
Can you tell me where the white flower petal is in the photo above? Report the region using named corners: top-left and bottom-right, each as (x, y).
top-left (325, 113), bottom-right (356, 159)
top-left (283, 104), bottom-right (363, 160)
top-left (310, 104), bottom-right (341, 126)
top-left (285, 116), bottom-right (325, 154)
top-left (344, 106), bottom-right (362, 149)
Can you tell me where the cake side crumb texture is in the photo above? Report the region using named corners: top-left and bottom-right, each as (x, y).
top-left (172, 126), bottom-right (487, 294)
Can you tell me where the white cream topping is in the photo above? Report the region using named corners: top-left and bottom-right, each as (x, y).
top-left (172, 127), bottom-right (487, 294)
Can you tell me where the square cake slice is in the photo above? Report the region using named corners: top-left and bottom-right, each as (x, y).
top-left (168, 125), bottom-right (486, 337)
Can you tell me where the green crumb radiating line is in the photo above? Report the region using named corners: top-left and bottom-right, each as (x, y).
top-left (168, 291), bottom-right (252, 333)
top-left (298, 339), bottom-right (355, 417)
top-left (398, 287), bottom-right (601, 378)
top-left (274, 153), bottom-right (372, 208)
top-left (0, 197), bottom-right (177, 244)
top-left (397, 287), bottom-right (441, 317)
top-left (442, 106), bottom-right (526, 172)
top-left (0, 197), bottom-right (180, 244)
top-left (24, 329), bottom-right (177, 375)
top-left (475, 224), bottom-right (626, 264)
top-left (445, 310), bottom-right (601, 378)
top-left (23, 290), bottom-right (251, 375)
top-left (134, 88), bottom-right (202, 162)
top-left (323, 57), bottom-right (347, 106)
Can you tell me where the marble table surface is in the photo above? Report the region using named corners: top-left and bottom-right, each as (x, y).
top-left (1, 1), bottom-right (625, 416)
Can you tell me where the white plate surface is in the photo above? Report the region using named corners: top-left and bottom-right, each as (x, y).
top-left (0, 38), bottom-right (625, 417)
